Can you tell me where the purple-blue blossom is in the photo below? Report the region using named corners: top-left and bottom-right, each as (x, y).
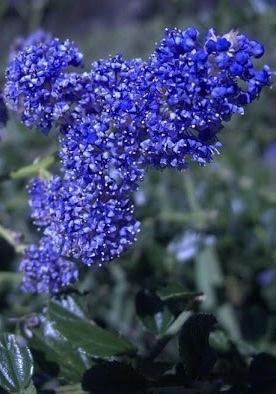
top-left (9, 30), bottom-right (53, 62)
top-left (263, 142), bottom-right (276, 168)
top-left (19, 236), bottom-right (79, 293)
top-left (4, 27), bottom-right (272, 293)
top-left (5, 37), bottom-right (83, 132)
top-left (28, 175), bottom-right (140, 266)
top-left (60, 113), bottom-right (145, 195)
top-left (257, 270), bottom-right (276, 287)
top-left (60, 55), bottom-right (146, 193)
top-left (140, 28), bottom-right (271, 169)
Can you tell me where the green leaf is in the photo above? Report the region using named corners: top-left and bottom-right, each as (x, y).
top-left (135, 290), bottom-right (174, 335)
top-left (0, 333), bottom-right (33, 392)
top-left (48, 301), bottom-right (136, 358)
top-left (10, 155), bottom-right (54, 180)
top-left (0, 271), bottom-right (22, 286)
top-left (217, 303), bottom-right (241, 341)
top-left (24, 382), bottom-right (37, 394)
top-left (165, 311), bottom-right (192, 337)
top-left (141, 307), bottom-right (174, 336)
top-left (157, 284), bottom-right (202, 302)
top-left (52, 295), bottom-right (86, 319)
top-left (30, 316), bottom-right (88, 383)
top-left (56, 383), bottom-right (86, 393)
top-left (209, 329), bottom-right (232, 353)
top-left (0, 224), bottom-right (26, 254)
top-left (195, 245), bottom-right (223, 310)
top-left (158, 307), bottom-right (175, 335)
top-left (0, 0), bottom-right (8, 18)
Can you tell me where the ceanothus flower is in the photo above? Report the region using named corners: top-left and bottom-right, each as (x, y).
top-left (28, 175), bottom-right (140, 266)
top-left (60, 114), bottom-right (145, 195)
top-left (141, 27), bottom-right (271, 169)
top-left (59, 56), bottom-right (147, 193)
top-left (6, 27), bottom-right (271, 293)
top-left (28, 176), bottom-right (61, 228)
top-left (19, 236), bottom-right (79, 294)
top-left (9, 29), bottom-right (53, 62)
top-left (5, 37), bottom-right (83, 132)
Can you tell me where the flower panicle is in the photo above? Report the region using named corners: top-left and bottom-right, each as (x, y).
top-left (4, 27), bottom-right (271, 293)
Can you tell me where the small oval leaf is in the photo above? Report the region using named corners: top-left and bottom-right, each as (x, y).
top-left (0, 333), bottom-right (33, 392)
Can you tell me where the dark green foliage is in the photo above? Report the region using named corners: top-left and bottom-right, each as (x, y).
top-left (82, 361), bottom-right (147, 394)
top-left (179, 314), bottom-right (217, 378)
top-left (48, 301), bottom-right (136, 358)
top-left (136, 289), bottom-right (174, 335)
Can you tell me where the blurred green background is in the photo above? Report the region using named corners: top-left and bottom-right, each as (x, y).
top-left (0, 0), bottom-right (276, 361)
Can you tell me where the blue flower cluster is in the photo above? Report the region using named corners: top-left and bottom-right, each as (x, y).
top-left (19, 236), bottom-right (78, 293)
top-left (29, 176), bottom-right (140, 266)
top-left (59, 56), bottom-right (146, 194)
top-left (9, 29), bottom-right (53, 62)
top-left (4, 27), bottom-right (271, 293)
top-left (5, 36), bottom-right (83, 132)
top-left (141, 28), bottom-right (271, 168)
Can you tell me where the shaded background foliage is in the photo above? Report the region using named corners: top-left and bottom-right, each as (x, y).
top-left (0, 0), bottom-right (275, 393)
